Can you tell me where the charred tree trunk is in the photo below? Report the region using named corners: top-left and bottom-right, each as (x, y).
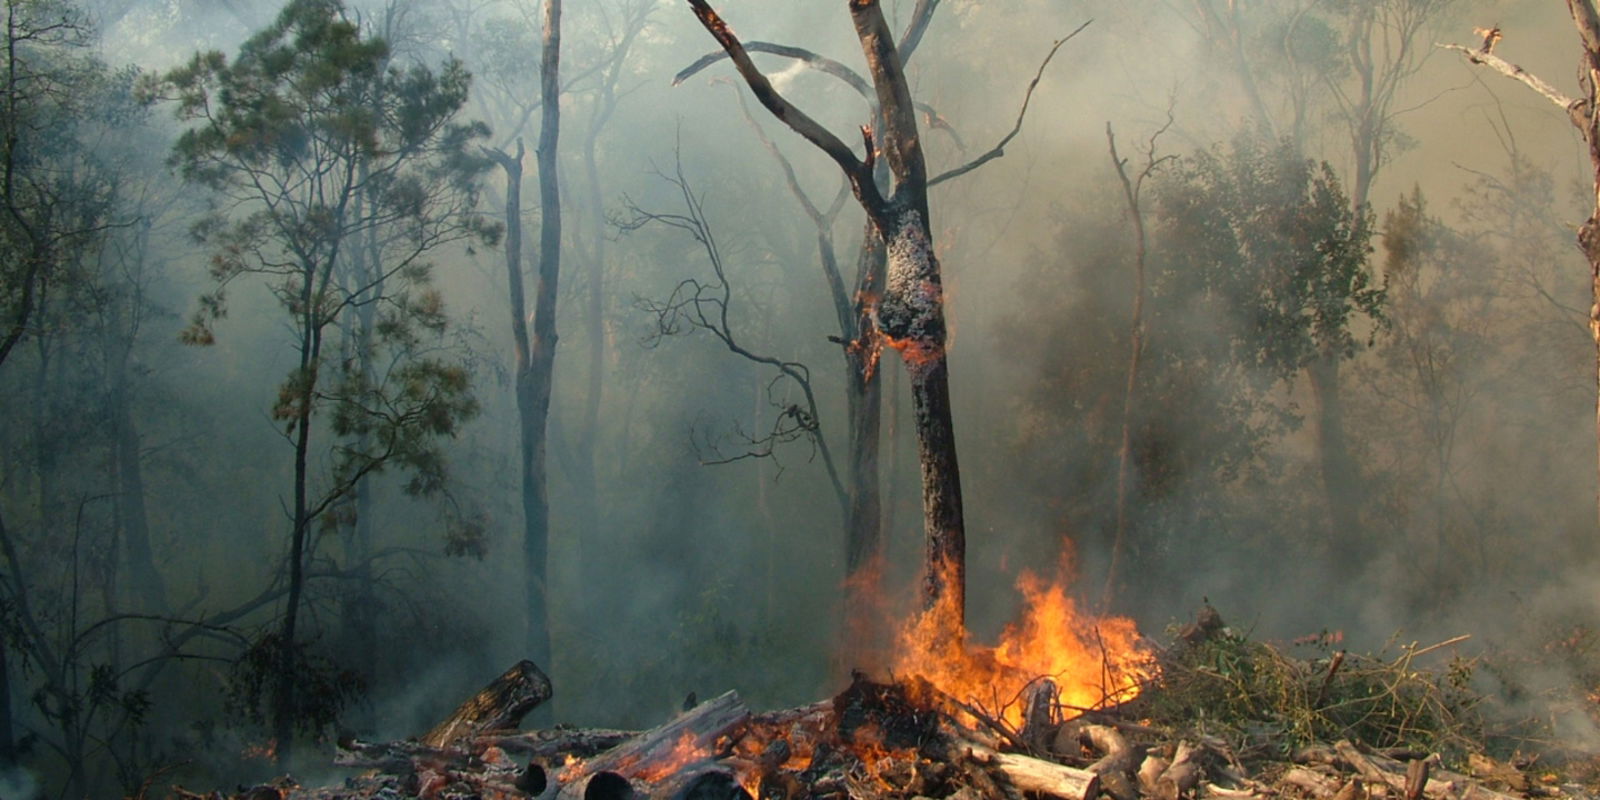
top-left (878, 209), bottom-right (965, 625)
top-left (688, 0), bottom-right (969, 634)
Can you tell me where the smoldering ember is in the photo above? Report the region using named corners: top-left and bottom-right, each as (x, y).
top-left (15, 0), bottom-right (1600, 798)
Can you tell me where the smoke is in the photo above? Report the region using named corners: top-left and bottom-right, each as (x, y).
top-left (0, 768), bottom-right (40, 800)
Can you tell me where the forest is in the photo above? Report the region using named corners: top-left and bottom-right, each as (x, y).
top-left (5, 0), bottom-right (1600, 797)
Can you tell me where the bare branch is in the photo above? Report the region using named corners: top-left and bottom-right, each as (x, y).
top-left (675, 41), bottom-right (871, 96)
top-left (896, 0), bottom-right (942, 63)
top-left (929, 20), bottom-right (1091, 188)
top-left (683, 0), bottom-right (884, 218)
top-left (677, 43), bottom-right (962, 149)
top-left (1437, 43), bottom-right (1577, 111)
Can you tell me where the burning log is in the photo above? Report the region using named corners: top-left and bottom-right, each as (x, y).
top-left (1021, 678), bottom-right (1062, 754)
top-left (656, 765), bottom-right (750, 800)
top-left (555, 690), bottom-right (750, 798)
top-left (483, 727), bottom-right (638, 760)
top-left (422, 659), bottom-right (553, 747)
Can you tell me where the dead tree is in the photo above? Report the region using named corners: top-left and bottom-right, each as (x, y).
top-left (1441, 2), bottom-right (1600, 526)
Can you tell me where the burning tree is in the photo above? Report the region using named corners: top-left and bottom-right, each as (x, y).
top-left (683, 0), bottom-right (967, 644)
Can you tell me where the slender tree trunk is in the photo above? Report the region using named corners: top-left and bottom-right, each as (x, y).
top-left (344, 204), bottom-right (382, 718)
top-left (109, 328), bottom-right (165, 615)
top-left (575, 132), bottom-right (604, 604)
top-left (0, 507), bottom-right (15, 769)
top-left (521, 0), bottom-right (562, 675)
top-left (1103, 125), bottom-right (1149, 611)
top-left (1308, 355), bottom-right (1362, 556)
top-left (32, 338), bottom-right (61, 538)
top-left (842, 228), bottom-right (886, 665)
top-left (273, 272), bottom-right (323, 768)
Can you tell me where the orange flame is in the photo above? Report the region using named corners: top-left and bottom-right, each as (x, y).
top-left (633, 730), bottom-right (706, 782)
top-left (891, 558), bottom-right (1152, 729)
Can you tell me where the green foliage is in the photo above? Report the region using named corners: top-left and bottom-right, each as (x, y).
top-left (153, 0), bottom-right (496, 515)
top-left (155, 0), bottom-right (496, 344)
top-left (1156, 133), bottom-right (1383, 376)
top-left (1147, 623), bottom-right (1486, 760)
top-left (226, 632), bottom-right (365, 737)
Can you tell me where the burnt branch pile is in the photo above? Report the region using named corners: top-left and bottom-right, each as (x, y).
top-left (175, 628), bottom-right (1568, 800)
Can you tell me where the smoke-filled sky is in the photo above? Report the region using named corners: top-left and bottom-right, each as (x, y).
top-left (6, 0), bottom-right (1600, 794)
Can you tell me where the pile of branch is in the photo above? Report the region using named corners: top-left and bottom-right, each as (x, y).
top-left (175, 646), bottom-right (1557, 800)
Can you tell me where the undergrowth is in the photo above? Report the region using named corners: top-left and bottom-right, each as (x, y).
top-left (1139, 613), bottom-right (1486, 762)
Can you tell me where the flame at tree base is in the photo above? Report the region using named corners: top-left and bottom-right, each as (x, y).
top-left (890, 559), bottom-right (1153, 730)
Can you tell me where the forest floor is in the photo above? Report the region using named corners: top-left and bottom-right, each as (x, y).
top-left (172, 607), bottom-right (1600, 800)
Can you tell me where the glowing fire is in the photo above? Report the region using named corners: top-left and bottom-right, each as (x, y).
top-left (633, 730), bottom-right (706, 782)
top-left (891, 558), bottom-right (1152, 729)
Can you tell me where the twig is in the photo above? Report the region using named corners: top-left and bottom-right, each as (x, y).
top-left (929, 20), bottom-right (1092, 187)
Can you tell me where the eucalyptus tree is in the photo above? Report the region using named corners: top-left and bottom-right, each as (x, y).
top-left (155, 0), bottom-right (496, 764)
top-left (1162, 0), bottom-right (1454, 544)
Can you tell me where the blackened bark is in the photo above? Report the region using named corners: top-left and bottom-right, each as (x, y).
top-left (686, 0), bottom-right (969, 631)
top-left (878, 208), bottom-right (964, 623)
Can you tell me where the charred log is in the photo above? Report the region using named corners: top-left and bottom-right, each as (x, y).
top-left (421, 660), bottom-right (553, 748)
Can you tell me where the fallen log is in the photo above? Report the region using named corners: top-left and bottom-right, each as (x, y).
top-left (1082, 724), bottom-right (1142, 800)
top-left (964, 742), bottom-right (1101, 800)
top-left (1138, 754), bottom-right (1171, 796)
top-left (1156, 740), bottom-right (1202, 800)
top-left (1406, 757), bottom-right (1431, 800)
top-left (1282, 766), bottom-right (1342, 798)
top-left (995, 751), bottom-right (1104, 800)
top-left (555, 690), bottom-right (750, 799)
top-left (421, 660), bottom-right (553, 748)
top-left (481, 727), bottom-right (637, 759)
